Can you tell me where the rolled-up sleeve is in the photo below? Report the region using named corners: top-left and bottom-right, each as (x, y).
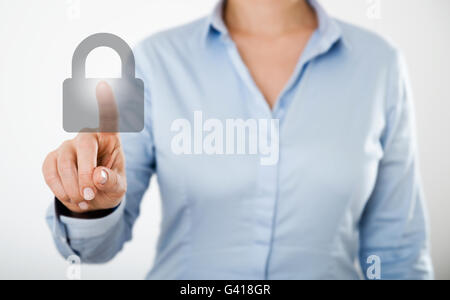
top-left (359, 50), bottom-right (434, 280)
top-left (46, 197), bottom-right (128, 263)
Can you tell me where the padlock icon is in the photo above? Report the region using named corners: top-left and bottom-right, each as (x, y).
top-left (63, 33), bottom-right (144, 133)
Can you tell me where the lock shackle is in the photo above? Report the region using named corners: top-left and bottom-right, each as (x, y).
top-left (71, 33), bottom-right (136, 79)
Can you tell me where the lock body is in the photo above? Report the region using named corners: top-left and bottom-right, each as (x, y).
top-left (63, 77), bottom-right (144, 133)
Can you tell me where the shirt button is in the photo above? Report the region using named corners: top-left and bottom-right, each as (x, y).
top-left (277, 109), bottom-right (285, 118)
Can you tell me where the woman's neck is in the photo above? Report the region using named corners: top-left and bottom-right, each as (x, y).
top-left (224, 0), bottom-right (317, 37)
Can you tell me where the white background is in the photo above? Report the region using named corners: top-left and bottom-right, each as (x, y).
top-left (0, 0), bottom-right (449, 279)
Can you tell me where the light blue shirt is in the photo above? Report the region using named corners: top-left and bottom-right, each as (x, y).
top-left (47, 0), bottom-right (433, 279)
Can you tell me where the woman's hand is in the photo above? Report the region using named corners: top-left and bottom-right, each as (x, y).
top-left (42, 82), bottom-right (127, 213)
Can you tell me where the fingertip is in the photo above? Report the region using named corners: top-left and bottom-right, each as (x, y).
top-left (83, 187), bottom-right (95, 201)
top-left (96, 80), bottom-right (110, 94)
top-left (96, 81), bottom-right (114, 103)
top-left (94, 167), bottom-right (109, 186)
top-left (79, 202), bottom-right (89, 211)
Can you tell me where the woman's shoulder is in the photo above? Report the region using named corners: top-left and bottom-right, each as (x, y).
top-left (134, 17), bottom-right (210, 53)
top-left (335, 19), bottom-right (402, 64)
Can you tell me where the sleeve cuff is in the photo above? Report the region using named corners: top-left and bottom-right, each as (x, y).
top-left (59, 197), bottom-right (126, 240)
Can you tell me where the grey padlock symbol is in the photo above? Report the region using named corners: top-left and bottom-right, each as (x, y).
top-left (63, 33), bottom-right (144, 133)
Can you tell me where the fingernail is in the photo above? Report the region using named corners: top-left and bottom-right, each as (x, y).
top-left (83, 187), bottom-right (95, 201)
top-left (79, 202), bottom-right (89, 211)
top-left (100, 170), bottom-right (108, 185)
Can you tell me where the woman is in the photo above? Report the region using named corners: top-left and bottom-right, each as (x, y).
top-left (43, 0), bottom-right (433, 279)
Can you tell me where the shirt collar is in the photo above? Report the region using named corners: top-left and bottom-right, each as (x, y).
top-left (207, 0), bottom-right (228, 36)
top-left (203, 0), bottom-right (345, 53)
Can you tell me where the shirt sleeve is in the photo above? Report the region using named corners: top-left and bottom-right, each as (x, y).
top-left (359, 50), bottom-right (434, 280)
top-left (46, 48), bottom-right (156, 263)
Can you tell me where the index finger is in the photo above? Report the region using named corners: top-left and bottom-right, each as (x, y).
top-left (96, 81), bottom-right (119, 133)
